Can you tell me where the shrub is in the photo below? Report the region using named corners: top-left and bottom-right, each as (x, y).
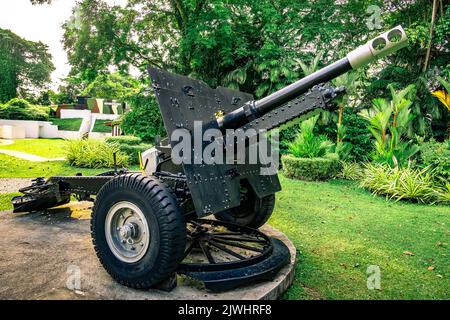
top-left (115, 143), bottom-right (152, 164)
top-left (338, 161), bottom-right (363, 180)
top-left (360, 163), bottom-right (437, 203)
top-left (66, 139), bottom-right (128, 168)
top-left (121, 91), bottom-right (165, 143)
top-left (0, 98), bottom-right (49, 121)
top-left (282, 154), bottom-right (341, 181)
top-left (5, 98), bottom-right (30, 108)
top-left (105, 136), bottom-right (151, 164)
top-left (418, 139), bottom-right (450, 181)
top-left (434, 183), bottom-right (450, 205)
top-left (105, 135), bottom-right (142, 146)
top-left (287, 115), bottom-right (334, 158)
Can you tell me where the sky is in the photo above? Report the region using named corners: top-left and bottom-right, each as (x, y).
top-left (0, 0), bottom-right (127, 89)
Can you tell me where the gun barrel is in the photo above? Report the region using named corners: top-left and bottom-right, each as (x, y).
top-left (217, 25), bottom-right (408, 130)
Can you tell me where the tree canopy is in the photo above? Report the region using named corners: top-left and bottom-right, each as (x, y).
top-left (0, 28), bottom-right (55, 103)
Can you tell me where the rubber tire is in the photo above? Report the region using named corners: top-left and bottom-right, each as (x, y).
top-left (214, 193), bottom-right (275, 229)
top-left (91, 173), bottom-right (186, 289)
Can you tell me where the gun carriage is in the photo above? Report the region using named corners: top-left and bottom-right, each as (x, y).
top-left (11, 27), bottom-right (408, 291)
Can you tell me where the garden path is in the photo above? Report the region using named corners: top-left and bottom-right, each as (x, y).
top-left (0, 149), bottom-right (65, 162)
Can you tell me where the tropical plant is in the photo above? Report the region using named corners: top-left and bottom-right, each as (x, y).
top-left (287, 115), bottom-right (334, 158)
top-left (66, 139), bottom-right (129, 168)
top-left (360, 163), bottom-right (436, 203)
top-left (418, 139), bottom-right (450, 181)
top-left (338, 161), bottom-right (363, 180)
top-left (359, 85), bottom-right (419, 167)
top-left (432, 71), bottom-right (450, 137)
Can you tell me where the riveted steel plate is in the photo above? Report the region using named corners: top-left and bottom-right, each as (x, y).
top-left (148, 68), bottom-right (281, 217)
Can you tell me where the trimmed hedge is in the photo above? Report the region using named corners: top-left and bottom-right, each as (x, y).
top-left (117, 143), bottom-right (152, 164)
top-left (105, 135), bottom-right (142, 146)
top-left (105, 135), bottom-right (151, 164)
top-left (282, 154), bottom-right (341, 181)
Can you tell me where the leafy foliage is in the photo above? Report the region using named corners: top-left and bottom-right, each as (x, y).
top-left (338, 161), bottom-right (364, 181)
top-left (105, 135), bottom-right (143, 146)
top-left (282, 154), bottom-right (341, 181)
top-left (287, 115), bottom-right (334, 158)
top-left (360, 163), bottom-right (439, 204)
top-left (80, 73), bottom-right (141, 100)
top-left (0, 28), bottom-right (54, 103)
top-left (66, 139), bottom-right (129, 168)
top-left (105, 135), bottom-right (151, 164)
top-left (0, 98), bottom-right (50, 121)
top-left (120, 89), bottom-right (165, 143)
top-left (418, 139), bottom-right (450, 182)
top-left (359, 85), bottom-right (419, 167)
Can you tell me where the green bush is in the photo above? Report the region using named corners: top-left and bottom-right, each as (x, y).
top-left (338, 161), bottom-right (363, 180)
top-left (121, 92), bottom-right (165, 143)
top-left (359, 163), bottom-right (441, 204)
top-left (282, 154), bottom-right (341, 181)
top-left (418, 139), bottom-right (450, 181)
top-left (66, 139), bottom-right (128, 168)
top-left (115, 143), bottom-right (152, 164)
top-left (287, 115), bottom-right (334, 158)
top-left (105, 135), bottom-right (142, 146)
top-left (0, 98), bottom-right (49, 121)
top-left (105, 136), bottom-right (151, 164)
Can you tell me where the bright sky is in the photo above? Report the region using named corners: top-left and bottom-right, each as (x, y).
top-left (0, 0), bottom-right (127, 89)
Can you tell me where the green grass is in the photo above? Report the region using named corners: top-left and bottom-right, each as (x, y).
top-left (0, 153), bottom-right (111, 178)
top-left (269, 175), bottom-right (449, 300)
top-left (0, 139), bottom-right (68, 158)
top-left (92, 119), bottom-right (112, 133)
top-left (0, 193), bottom-right (20, 211)
top-left (50, 118), bottom-right (82, 131)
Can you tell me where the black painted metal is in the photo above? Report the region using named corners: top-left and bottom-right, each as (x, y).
top-left (11, 173), bottom-right (119, 213)
top-left (148, 67), bottom-right (345, 217)
top-left (177, 219), bottom-right (291, 292)
top-left (218, 58), bottom-right (351, 130)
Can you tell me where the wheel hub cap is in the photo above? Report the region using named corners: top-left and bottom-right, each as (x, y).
top-left (105, 201), bottom-right (150, 263)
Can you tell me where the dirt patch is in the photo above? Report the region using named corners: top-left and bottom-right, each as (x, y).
top-left (0, 178), bottom-right (33, 193)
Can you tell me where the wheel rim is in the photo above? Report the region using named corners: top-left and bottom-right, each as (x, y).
top-left (105, 201), bottom-right (150, 263)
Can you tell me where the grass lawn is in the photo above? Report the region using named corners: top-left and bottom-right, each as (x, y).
top-left (92, 119), bottom-right (112, 133)
top-left (0, 153), bottom-right (122, 178)
top-left (270, 175), bottom-right (449, 300)
top-left (0, 139), bottom-right (68, 158)
top-left (0, 193), bottom-right (20, 211)
top-left (50, 118), bottom-right (82, 131)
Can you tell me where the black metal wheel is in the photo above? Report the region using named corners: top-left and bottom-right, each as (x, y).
top-left (178, 219), bottom-right (273, 272)
top-left (91, 173), bottom-right (186, 289)
top-left (214, 183), bottom-right (275, 229)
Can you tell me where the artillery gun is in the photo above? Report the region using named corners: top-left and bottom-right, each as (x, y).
top-left (11, 26), bottom-right (408, 291)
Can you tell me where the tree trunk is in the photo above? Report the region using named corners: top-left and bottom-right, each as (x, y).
top-left (423, 0), bottom-right (438, 72)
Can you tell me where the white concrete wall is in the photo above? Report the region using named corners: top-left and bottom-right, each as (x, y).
top-left (0, 119), bottom-right (41, 138)
top-left (57, 131), bottom-right (81, 139)
top-left (89, 132), bottom-right (112, 139)
top-left (0, 125), bottom-right (26, 139)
